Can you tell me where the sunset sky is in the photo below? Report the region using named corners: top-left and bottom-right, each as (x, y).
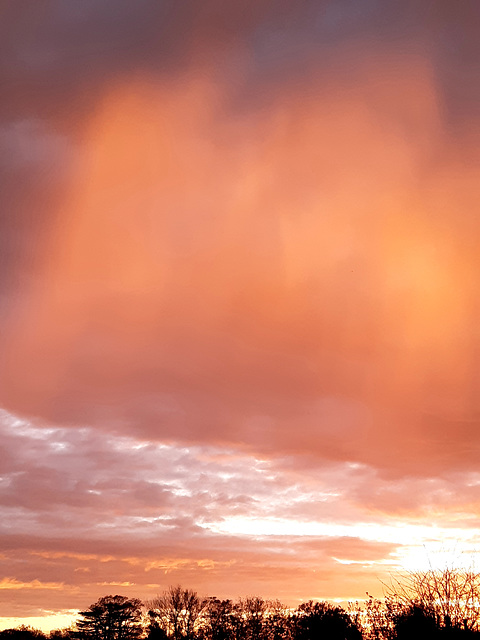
top-left (1, 0), bottom-right (480, 631)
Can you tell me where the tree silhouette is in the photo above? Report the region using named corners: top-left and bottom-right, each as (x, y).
top-left (0, 627), bottom-right (46, 640)
top-left (384, 568), bottom-right (480, 632)
top-left (148, 585), bottom-right (206, 640)
top-left (264, 600), bottom-right (294, 640)
top-left (293, 601), bottom-right (362, 640)
top-left (75, 595), bottom-right (143, 640)
top-left (198, 598), bottom-right (236, 640)
top-left (13, 577), bottom-right (480, 640)
top-left (236, 596), bottom-right (267, 640)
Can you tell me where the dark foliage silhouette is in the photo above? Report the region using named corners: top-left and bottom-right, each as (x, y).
top-left (0, 627), bottom-right (47, 640)
top-left (394, 603), bottom-right (439, 640)
top-left (197, 598), bottom-right (236, 640)
top-left (75, 595), bottom-right (142, 640)
top-left (10, 571), bottom-right (480, 640)
top-left (293, 601), bottom-right (362, 640)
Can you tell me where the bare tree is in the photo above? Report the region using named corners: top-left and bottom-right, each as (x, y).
top-left (147, 586), bottom-right (207, 640)
top-left (198, 598), bottom-right (235, 640)
top-left (355, 595), bottom-right (410, 640)
top-left (263, 600), bottom-right (293, 640)
top-left (243, 596), bottom-right (266, 636)
top-left (383, 566), bottom-right (480, 631)
top-left (235, 597), bottom-right (267, 640)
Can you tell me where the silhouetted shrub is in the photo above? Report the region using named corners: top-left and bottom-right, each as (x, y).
top-left (394, 603), bottom-right (439, 640)
top-left (293, 601), bottom-right (362, 640)
top-left (0, 627), bottom-right (46, 640)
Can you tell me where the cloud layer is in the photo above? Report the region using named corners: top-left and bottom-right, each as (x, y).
top-left (1, 0), bottom-right (480, 627)
top-left (2, 409), bottom-right (480, 621)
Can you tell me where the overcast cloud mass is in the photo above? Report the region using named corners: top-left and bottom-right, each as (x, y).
top-left (1, 0), bottom-right (480, 630)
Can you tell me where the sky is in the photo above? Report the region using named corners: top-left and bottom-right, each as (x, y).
top-left (1, 0), bottom-right (480, 631)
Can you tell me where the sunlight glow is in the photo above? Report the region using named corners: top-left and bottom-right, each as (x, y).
top-left (203, 516), bottom-right (480, 567)
top-left (0, 613), bottom-right (78, 633)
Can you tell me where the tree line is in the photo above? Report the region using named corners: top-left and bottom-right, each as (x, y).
top-left (4, 568), bottom-right (480, 640)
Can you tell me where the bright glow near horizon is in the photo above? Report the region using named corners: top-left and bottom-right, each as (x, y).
top-left (203, 516), bottom-right (479, 548)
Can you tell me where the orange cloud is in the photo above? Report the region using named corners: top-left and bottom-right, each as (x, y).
top-left (0, 579), bottom-right (69, 592)
top-left (2, 55), bottom-right (477, 479)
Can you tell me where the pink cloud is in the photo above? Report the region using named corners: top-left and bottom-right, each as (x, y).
top-left (1, 1), bottom-right (480, 626)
